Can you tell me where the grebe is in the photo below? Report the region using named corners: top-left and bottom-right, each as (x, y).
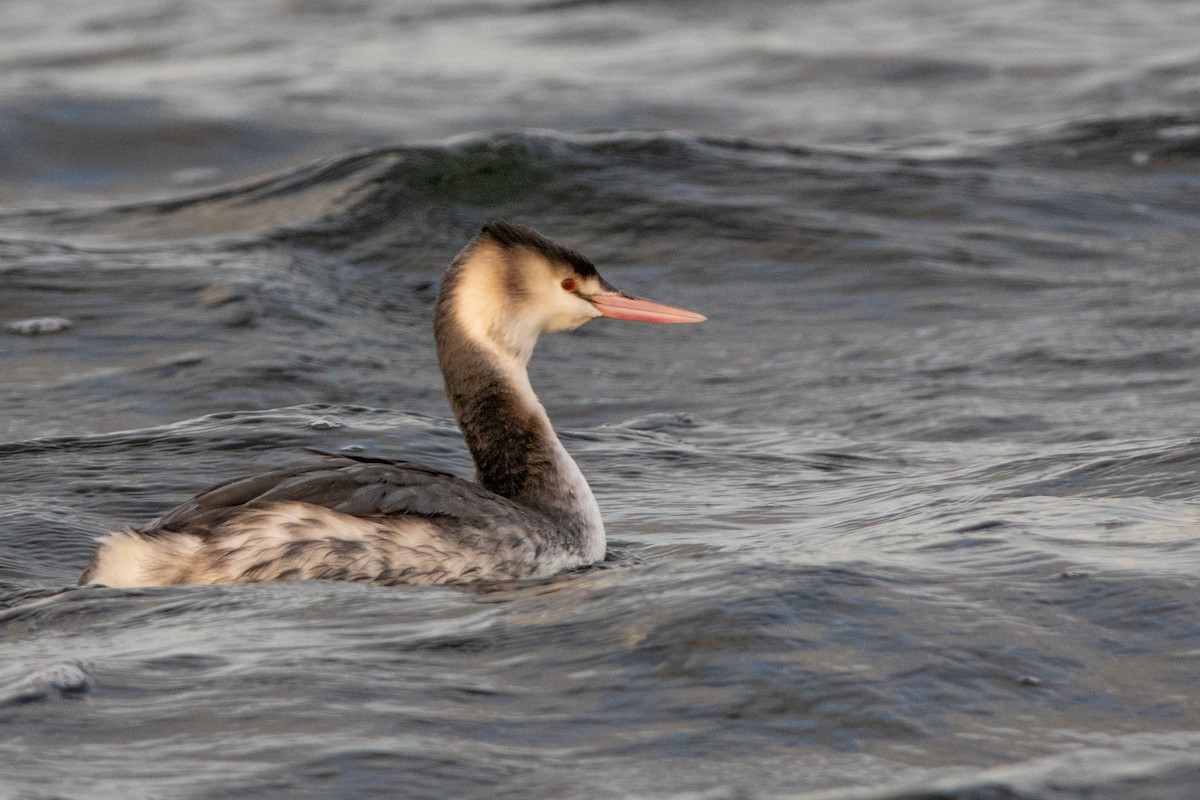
top-left (79, 221), bottom-right (704, 587)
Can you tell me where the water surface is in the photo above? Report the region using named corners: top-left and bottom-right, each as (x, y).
top-left (4, 2), bottom-right (1200, 798)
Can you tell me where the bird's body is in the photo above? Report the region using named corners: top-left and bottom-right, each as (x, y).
top-left (80, 221), bottom-right (703, 588)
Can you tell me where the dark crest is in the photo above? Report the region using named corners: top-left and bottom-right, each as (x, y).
top-left (480, 220), bottom-right (598, 278)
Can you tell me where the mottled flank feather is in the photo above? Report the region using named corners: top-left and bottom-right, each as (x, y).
top-left (80, 458), bottom-right (575, 587)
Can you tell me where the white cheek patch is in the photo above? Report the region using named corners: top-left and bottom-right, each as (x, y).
top-left (451, 247), bottom-right (604, 355)
top-left (545, 295), bottom-right (602, 333)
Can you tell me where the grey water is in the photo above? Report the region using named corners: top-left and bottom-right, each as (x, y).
top-left (4, 1), bottom-right (1200, 798)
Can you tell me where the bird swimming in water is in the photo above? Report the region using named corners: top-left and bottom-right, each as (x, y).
top-left (80, 221), bottom-right (705, 587)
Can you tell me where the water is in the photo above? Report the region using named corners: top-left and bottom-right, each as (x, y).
top-left (4, 1), bottom-right (1200, 798)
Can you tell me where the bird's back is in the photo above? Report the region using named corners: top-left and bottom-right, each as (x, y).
top-left (80, 455), bottom-right (576, 587)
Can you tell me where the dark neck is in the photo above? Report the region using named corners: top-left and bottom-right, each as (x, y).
top-left (434, 315), bottom-right (601, 543)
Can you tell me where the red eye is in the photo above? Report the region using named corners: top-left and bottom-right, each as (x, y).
top-left (561, 278), bottom-right (576, 292)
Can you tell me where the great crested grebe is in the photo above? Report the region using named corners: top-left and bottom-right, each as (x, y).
top-left (79, 221), bottom-right (704, 587)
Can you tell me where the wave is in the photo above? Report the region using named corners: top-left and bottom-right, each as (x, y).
top-left (4, 111), bottom-right (1196, 253)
